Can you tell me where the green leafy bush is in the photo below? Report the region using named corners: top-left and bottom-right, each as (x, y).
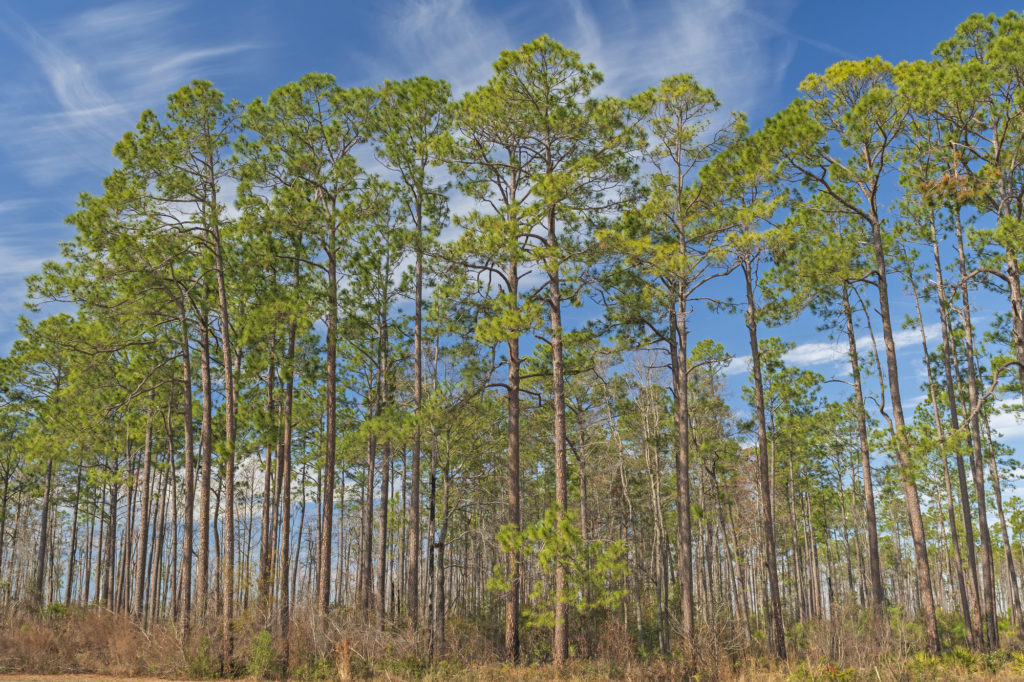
top-left (246, 630), bottom-right (276, 679)
top-left (187, 635), bottom-right (218, 680)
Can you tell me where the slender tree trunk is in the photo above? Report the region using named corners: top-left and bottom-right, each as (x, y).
top-left (867, 217), bottom-right (939, 653)
top-left (842, 286), bottom-right (885, 611)
top-left (547, 205), bottom-right (570, 666)
top-left (319, 241), bottom-right (338, 614)
top-left (198, 312), bottom-right (213, 616)
top-left (259, 362), bottom-right (276, 606)
top-left (985, 416), bottom-right (1023, 626)
top-left (377, 441), bottom-right (391, 625)
top-left (408, 198), bottom-right (424, 632)
top-left (210, 190), bottom-right (238, 662)
top-left (64, 464), bottom-right (83, 608)
top-left (276, 249), bottom-right (299, 673)
top-left (32, 457), bottom-right (53, 608)
top-left (742, 261), bottom-right (785, 659)
top-left (105, 474), bottom-right (119, 609)
top-left (132, 394), bottom-right (154, 619)
top-left (177, 303), bottom-right (197, 629)
top-left (952, 213), bottom-right (999, 648)
top-left (95, 487), bottom-right (105, 605)
top-left (152, 446), bottom-right (170, 625)
top-left (0, 471), bottom-right (9, 591)
top-left (505, 265), bottom-right (522, 664)
top-left (433, 451), bottom-right (450, 656)
top-left (427, 432), bottom-right (438, 653)
top-left (362, 434), bottom-right (376, 613)
top-left (670, 300), bottom-right (695, 650)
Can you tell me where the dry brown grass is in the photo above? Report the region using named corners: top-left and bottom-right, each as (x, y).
top-left (3, 604), bottom-right (1024, 681)
top-left (0, 677), bottom-right (205, 681)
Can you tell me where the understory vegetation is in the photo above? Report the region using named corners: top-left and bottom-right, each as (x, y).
top-left (4, 605), bottom-right (1024, 680)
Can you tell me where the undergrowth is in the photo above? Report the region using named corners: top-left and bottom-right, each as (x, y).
top-left (0, 602), bottom-right (1021, 680)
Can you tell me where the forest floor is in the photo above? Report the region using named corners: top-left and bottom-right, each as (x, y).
top-left (2, 669), bottom-right (1024, 681)
top-left (6, 664), bottom-right (1024, 680)
top-left (0, 677), bottom-right (202, 681)
top-left (0, 677), bottom-right (211, 681)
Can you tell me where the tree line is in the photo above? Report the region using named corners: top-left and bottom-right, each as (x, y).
top-left (3, 11), bottom-right (1024, 673)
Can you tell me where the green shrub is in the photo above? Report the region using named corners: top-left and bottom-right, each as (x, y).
top-left (982, 647), bottom-right (1010, 672)
top-left (187, 635), bottom-right (219, 679)
top-left (944, 643), bottom-right (977, 669)
top-left (1011, 651), bottom-right (1024, 675)
top-left (246, 630), bottom-right (276, 679)
top-left (41, 602), bottom-right (66, 619)
top-left (292, 654), bottom-right (334, 681)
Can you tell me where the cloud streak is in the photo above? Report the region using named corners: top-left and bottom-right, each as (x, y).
top-left (379, 0), bottom-right (802, 117)
top-left (0, 1), bottom-right (262, 344)
top-left (0, 2), bottom-right (259, 185)
top-left (725, 322), bottom-right (943, 376)
top-left (989, 399), bottom-right (1024, 442)
top-left (563, 0), bottom-right (799, 111)
top-left (375, 0), bottom-right (513, 94)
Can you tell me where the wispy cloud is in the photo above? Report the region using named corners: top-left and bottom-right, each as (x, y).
top-left (740, 7), bottom-right (854, 61)
top-left (989, 399), bottom-right (1024, 442)
top-left (0, 1), bottom-right (263, 345)
top-left (72, 1), bottom-right (181, 37)
top-left (377, 0), bottom-right (803, 115)
top-left (0, 1), bottom-right (260, 185)
top-left (0, 199), bottom-right (38, 214)
top-left (724, 322), bottom-right (942, 377)
top-left (373, 0), bottom-right (513, 94)
top-left (560, 0), bottom-right (800, 112)
top-left (0, 231), bottom-right (51, 348)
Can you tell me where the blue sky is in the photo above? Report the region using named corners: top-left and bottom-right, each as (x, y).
top-left (2, 0), bottom-right (1024, 454)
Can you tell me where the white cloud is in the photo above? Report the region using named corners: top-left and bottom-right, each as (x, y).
top-left (558, 0), bottom-right (799, 113)
top-left (0, 2), bottom-right (260, 185)
top-left (989, 399), bottom-right (1024, 441)
top-left (725, 354), bottom-right (750, 376)
top-left (72, 1), bottom-right (182, 37)
top-left (0, 240), bottom-right (48, 279)
top-left (0, 235), bottom-right (50, 347)
top-left (377, 0), bottom-right (803, 117)
top-left (723, 322), bottom-right (942, 377)
top-left (375, 0), bottom-right (513, 94)
top-left (739, 7), bottom-right (853, 61)
top-left (784, 339), bottom-right (847, 366)
top-left (0, 199), bottom-right (38, 214)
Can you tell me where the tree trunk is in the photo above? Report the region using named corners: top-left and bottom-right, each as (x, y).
top-left (377, 441), bottom-right (391, 624)
top-left (409, 197), bottom-right (424, 631)
top-left (64, 464), bottom-right (83, 608)
top-left (198, 311), bottom-right (213, 616)
top-left (32, 457), bottom-right (53, 608)
top-left (930, 241), bottom-right (984, 646)
top-left (505, 264), bottom-right (522, 664)
top-left (951, 214), bottom-right (999, 648)
top-left (319, 242), bottom-right (338, 614)
top-left (985, 416), bottom-right (1023, 627)
top-left (132, 394), bottom-right (154, 619)
top-left (867, 216), bottom-right (939, 653)
top-left (178, 302), bottom-right (196, 630)
top-left (211, 187), bottom-right (237, 662)
top-left (841, 286), bottom-right (885, 611)
top-left (742, 261), bottom-right (785, 659)
top-left (259, 362), bottom-right (276, 606)
top-left (670, 300), bottom-right (695, 651)
top-left (547, 205), bottom-right (569, 667)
